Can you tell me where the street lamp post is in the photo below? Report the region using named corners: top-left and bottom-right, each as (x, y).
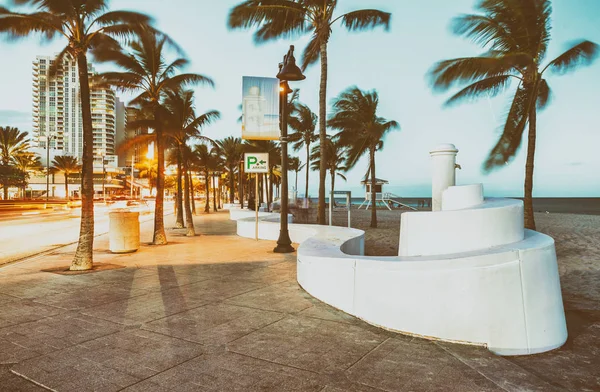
top-left (45, 133), bottom-right (56, 203)
top-left (274, 45), bottom-right (305, 254)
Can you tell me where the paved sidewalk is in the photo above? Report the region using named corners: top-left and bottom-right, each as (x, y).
top-left (0, 211), bottom-right (598, 391)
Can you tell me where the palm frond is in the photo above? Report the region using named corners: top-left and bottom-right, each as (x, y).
top-left (536, 78), bottom-right (551, 110)
top-left (543, 40), bottom-right (599, 75)
top-left (429, 54), bottom-right (529, 92)
top-left (444, 75), bottom-right (513, 107)
top-left (340, 10), bottom-right (391, 31)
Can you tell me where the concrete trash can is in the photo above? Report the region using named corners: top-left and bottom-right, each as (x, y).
top-left (109, 209), bottom-right (140, 253)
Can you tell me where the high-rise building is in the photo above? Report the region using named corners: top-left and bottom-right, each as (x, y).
top-left (32, 55), bottom-right (117, 165)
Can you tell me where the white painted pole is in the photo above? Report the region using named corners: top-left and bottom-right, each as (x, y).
top-left (255, 174), bottom-right (259, 240)
top-left (329, 190), bottom-right (333, 226)
top-left (130, 153), bottom-right (135, 199)
top-left (429, 144), bottom-right (459, 212)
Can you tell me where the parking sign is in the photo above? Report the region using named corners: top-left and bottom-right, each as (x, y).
top-left (244, 153), bottom-right (269, 173)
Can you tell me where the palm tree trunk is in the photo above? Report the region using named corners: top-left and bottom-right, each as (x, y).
top-left (183, 157), bottom-right (195, 237)
top-left (2, 185), bottom-right (7, 200)
top-left (229, 166), bottom-right (235, 203)
top-left (64, 173), bottom-right (69, 200)
top-left (189, 170), bottom-right (196, 214)
top-left (204, 170), bottom-right (210, 213)
top-left (331, 169), bottom-right (335, 207)
top-left (239, 166), bottom-right (244, 209)
top-left (318, 42), bottom-right (328, 225)
top-left (370, 147), bottom-right (377, 228)
top-left (153, 109), bottom-right (167, 245)
top-left (175, 147), bottom-right (184, 228)
top-left (524, 106), bottom-right (537, 230)
top-left (70, 52), bottom-right (94, 271)
top-left (212, 174), bottom-right (218, 212)
top-left (305, 143), bottom-right (310, 200)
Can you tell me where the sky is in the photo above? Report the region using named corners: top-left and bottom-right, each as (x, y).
top-left (0, 0), bottom-right (599, 197)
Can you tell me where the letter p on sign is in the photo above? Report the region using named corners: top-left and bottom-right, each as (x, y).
top-left (244, 153), bottom-right (269, 173)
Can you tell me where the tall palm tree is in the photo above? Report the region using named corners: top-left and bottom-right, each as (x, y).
top-left (329, 86), bottom-right (399, 228)
top-left (288, 103), bottom-right (318, 200)
top-left (216, 137), bottom-right (244, 204)
top-left (0, 0), bottom-right (153, 270)
top-left (228, 0), bottom-right (391, 225)
top-left (99, 27), bottom-right (214, 244)
top-left (12, 152), bottom-right (41, 198)
top-left (288, 155), bottom-right (304, 198)
top-left (52, 155), bottom-right (80, 200)
top-left (310, 137), bottom-right (347, 202)
top-left (164, 89), bottom-right (220, 236)
top-left (429, 0), bottom-right (598, 230)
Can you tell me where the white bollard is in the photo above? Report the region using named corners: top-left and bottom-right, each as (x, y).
top-left (109, 210), bottom-right (140, 253)
top-left (429, 144), bottom-right (459, 212)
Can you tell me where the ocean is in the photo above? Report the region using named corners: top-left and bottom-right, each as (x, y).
top-left (306, 197), bottom-right (600, 215)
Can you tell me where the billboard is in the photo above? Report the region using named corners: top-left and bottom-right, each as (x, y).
top-left (242, 76), bottom-right (280, 140)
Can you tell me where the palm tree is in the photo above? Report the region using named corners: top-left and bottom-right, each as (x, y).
top-left (288, 155), bottom-right (304, 198)
top-left (13, 152), bottom-right (41, 198)
top-left (164, 89), bottom-right (220, 236)
top-left (429, 0), bottom-right (598, 230)
top-left (329, 87), bottom-right (399, 228)
top-left (228, 0), bottom-right (391, 225)
top-left (216, 137), bottom-right (244, 204)
top-left (52, 156), bottom-right (80, 200)
top-left (99, 27), bottom-right (214, 244)
top-left (0, 127), bottom-right (30, 200)
top-left (288, 103), bottom-right (318, 200)
top-left (137, 158), bottom-right (157, 195)
top-left (310, 138), bottom-right (347, 203)
top-left (193, 143), bottom-right (220, 213)
top-left (0, 126), bottom-right (29, 165)
top-left (0, 0), bottom-right (153, 270)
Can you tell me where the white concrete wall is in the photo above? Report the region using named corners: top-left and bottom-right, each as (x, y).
top-left (231, 202), bottom-right (567, 356)
top-left (399, 198), bottom-right (524, 257)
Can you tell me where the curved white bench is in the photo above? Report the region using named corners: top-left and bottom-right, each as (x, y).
top-left (231, 203), bottom-right (567, 356)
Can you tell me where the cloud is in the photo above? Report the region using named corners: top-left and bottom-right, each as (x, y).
top-left (0, 109), bottom-right (30, 124)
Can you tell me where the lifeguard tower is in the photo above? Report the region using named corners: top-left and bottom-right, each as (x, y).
top-left (358, 177), bottom-right (416, 211)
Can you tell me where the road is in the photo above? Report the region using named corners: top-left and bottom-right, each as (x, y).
top-left (0, 202), bottom-right (156, 266)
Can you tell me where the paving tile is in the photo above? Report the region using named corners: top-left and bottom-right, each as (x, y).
top-left (0, 299), bottom-right (63, 329)
top-left (298, 301), bottom-right (364, 325)
top-left (0, 338), bottom-right (40, 364)
top-left (141, 351), bottom-right (325, 391)
top-left (11, 329), bottom-right (203, 391)
top-left (436, 341), bottom-right (564, 391)
top-left (0, 272), bottom-right (90, 300)
top-left (0, 312), bottom-right (122, 357)
top-left (0, 364), bottom-right (46, 391)
top-left (228, 315), bottom-right (389, 374)
top-left (143, 303), bottom-right (285, 345)
top-left (225, 281), bottom-right (316, 313)
top-left (347, 337), bottom-right (503, 392)
top-left (508, 321), bottom-right (600, 391)
top-left (226, 265), bottom-right (297, 284)
top-left (33, 284), bottom-right (149, 310)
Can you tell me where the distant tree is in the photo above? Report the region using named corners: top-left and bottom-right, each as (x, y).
top-left (216, 137), bottom-right (244, 204)
top-left (310, 137), bottom-right (347, 201)
top-left (289, 103), bottom-right (318, 200)
top-left (329, 87), bottom-right (399, 228)
top-left (287, 156), bottom-right (304, 198)
top-left (0, 0), bottom-right (154, 270)
top-left (137, 158), bottom-right (158, 195)
top-left (13, 152), bottom-right (41, 198)
top-left (228, 0), bottom-right (392, 225)
top-left (0, 165), bottom-right (26, 200)
top-left (428, 0), bottom-right (599, 230)
top-left (0, 127), bottom-right (30, 199)
top-left (52, 156), bottom-right (80, 200)
top-left (99, 27), bottom-right (214, 244)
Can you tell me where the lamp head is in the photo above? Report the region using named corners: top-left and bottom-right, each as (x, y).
top-left (276, 45), bottom-right (306, 81)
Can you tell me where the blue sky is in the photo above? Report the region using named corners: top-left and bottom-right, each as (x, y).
top-left (0, 0), bottom-right (599, 197)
